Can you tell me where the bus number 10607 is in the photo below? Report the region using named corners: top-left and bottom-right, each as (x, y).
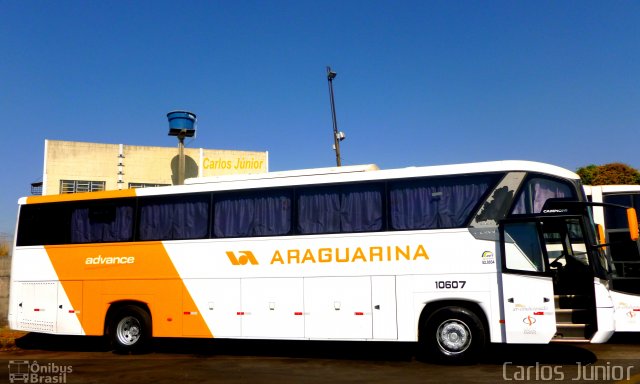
top-left (435, 281), bottom-right (466, 289)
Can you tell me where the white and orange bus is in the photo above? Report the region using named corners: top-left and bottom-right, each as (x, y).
top-left (9, 161), bottom-right (631, 362)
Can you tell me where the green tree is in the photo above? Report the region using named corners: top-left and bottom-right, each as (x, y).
top-left (576, 164), bottom-right (599, 185)
top-left (577, 163), bottom-right (640, 185)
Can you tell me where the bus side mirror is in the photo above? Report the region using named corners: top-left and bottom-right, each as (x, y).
top-left (627, 208), bottom-right (639, 241)
top-left (596, 224), bottom-right (606, 245)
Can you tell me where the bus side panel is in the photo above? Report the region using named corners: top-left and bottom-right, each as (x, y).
top-left (397, 274), bottom-right (494, 342)
top-left (57, 281), bottom-right (84, 335)
top-left (13, 281), bottom-right (57, 333)
top-left (44, 242), bottom-right (211, 338)
top-left (372, 276), bottom-right (398, 340)
top-left (81, 279), bottom-right (189, 337)
top-left (610, 290), bottom-right (640, 332)
top-left (9, 248), bottom-right (61, 333)
top-left (304, 276), bottom-right (372, 339)
top-left (241, 278), bottom-right (304, 338)
top-left (183, 278), bottom-right (241, 337)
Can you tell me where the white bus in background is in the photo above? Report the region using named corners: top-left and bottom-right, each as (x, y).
top-left (584, 185), bottom-right (640, 332)
top-left (9, 161), bottom-right (634, 363)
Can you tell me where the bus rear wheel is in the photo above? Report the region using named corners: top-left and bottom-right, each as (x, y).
top-left (108, 305), bottom-right (151, 354)
top-left (420, 306), bottom-right (485, 364)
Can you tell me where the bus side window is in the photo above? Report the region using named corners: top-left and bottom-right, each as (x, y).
top-left (70, 201), bottom-right (134, 243)
top-left (503, 222), bottom-right (546, 273)
top-left (139, 194), bottom-right (210, 241)
top-left (214, 189), bottom-right (292, 238)
top-left (17, 203), bottom-right (71, 246)
top-left (296, 183), bottom-right (383, 235)
top-left (603, 194), bottom-right (633, 230)
top-left (389, 175), bottom-right (496, 230)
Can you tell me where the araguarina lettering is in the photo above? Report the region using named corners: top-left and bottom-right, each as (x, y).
top-left (270, 245), bottom-right (429, 264)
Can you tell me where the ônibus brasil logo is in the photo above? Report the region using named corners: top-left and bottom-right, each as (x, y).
top-left (8, 360), bottom-right (73, 383)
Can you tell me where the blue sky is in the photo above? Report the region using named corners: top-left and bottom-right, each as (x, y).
top-left (1, 0), bottom-right (639, 236)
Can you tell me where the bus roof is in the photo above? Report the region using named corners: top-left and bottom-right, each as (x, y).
top-left (184, 164), bottom-right (381, 185)
top-left (584, 185), bottom-right (640, 195)
top-left (21, 160), bottom-right (579, 205)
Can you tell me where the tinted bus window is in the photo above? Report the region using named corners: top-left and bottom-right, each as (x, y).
top-left (297, 183), bottom-right (383, 235)
top-left (214, 189), bottom-right (292, 238)
top-left (17, 203), bottom-right (70, 246)
top-left (70, 200), bottom-right (134, 243)
top-left (603, 194), bottom-right (633, 230)
top-left (389, 175), bottom-right (498, 230)
top-left (139, 194), bottom-right (210, 241)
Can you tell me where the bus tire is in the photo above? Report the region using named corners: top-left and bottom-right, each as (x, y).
top-left (108, 305), bottom-right (152, 354)
top-left (420, 306), bottom-right (486, 364)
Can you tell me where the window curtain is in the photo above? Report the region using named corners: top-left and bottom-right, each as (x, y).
top-left (511, 178), bottom-right (573, 215)
top-left (214, 190), bottom-right (291, 237)
top-left (139, 195), bottom-right (209, 240)
top-left (390, 176), bottom-right (493, 230)
top-left (71, 205), bottom-right (133, 243)
top-left (297, 188), bottom-right (341, 234)
top-left (340, 185), bottom-right (383, 232)
top-left (297, 184), bottom-right (383, 234)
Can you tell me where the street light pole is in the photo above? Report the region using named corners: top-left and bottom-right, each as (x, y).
top-left (177, 132), bottom-right (186, 185)
top-left (327, 66), bottom-right (343, 167)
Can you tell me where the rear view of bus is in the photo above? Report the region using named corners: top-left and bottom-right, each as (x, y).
top-left (7, 161), bottom-right (621, 363)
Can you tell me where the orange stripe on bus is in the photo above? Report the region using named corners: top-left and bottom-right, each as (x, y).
top-left (45, 241), bottom-right (213, 338)
top-left (26, 189), bottom-right (137, 204)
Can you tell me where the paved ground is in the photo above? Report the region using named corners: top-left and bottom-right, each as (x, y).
top-left (2, 333), bottom-right (640, 383)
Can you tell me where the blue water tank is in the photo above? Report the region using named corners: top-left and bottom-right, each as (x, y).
top-left (167, 111), bottom-right (197, 137)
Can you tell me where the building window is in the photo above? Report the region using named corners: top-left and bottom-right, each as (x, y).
top-left (128, 183), bottom-right (171, 189)
top-left (60, 180), bottom-right (106, 194)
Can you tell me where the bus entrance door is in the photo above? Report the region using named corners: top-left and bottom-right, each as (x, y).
top-left (500, 221), bottom-right (557, 343)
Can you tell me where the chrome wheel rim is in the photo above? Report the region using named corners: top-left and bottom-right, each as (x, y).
top-left (116, 316), bottom-right (142, 346)
top-left (436, 319), bottom-right (471, 355)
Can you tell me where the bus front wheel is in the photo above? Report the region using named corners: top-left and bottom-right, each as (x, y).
top-left (108, 305), bottom-right (152, 354)
top-left (420, 306), bottom-right (485, 364)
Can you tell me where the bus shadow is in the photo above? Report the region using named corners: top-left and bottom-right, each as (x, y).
top-left (14, 333), bottom-right (596, 365)
top-left (153, 338), bottom-right (417, 361)
top-left (481, 343), bottom-right (597, 365)
top-left (607, 332), bottom-right (640, 344)
top-left (15, 333), bottom-right (111, 352)
top-left (165, 340), bottom-right (597, 366)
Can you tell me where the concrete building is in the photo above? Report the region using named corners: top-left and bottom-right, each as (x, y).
top-left (38, 140), bottom-right (268, 195)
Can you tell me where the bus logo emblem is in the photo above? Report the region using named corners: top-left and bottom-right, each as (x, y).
top-left (226, 251), bottom-right (259, 266)
top-left (482, 251), bottom-right (495, 264)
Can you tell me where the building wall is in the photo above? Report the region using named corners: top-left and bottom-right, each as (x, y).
top-left (43, 140), bottom-right (268, 195)
top-left (0, 256), bottom-right (10, 327)
top-left (44, 141), bottom-right (118, 193)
